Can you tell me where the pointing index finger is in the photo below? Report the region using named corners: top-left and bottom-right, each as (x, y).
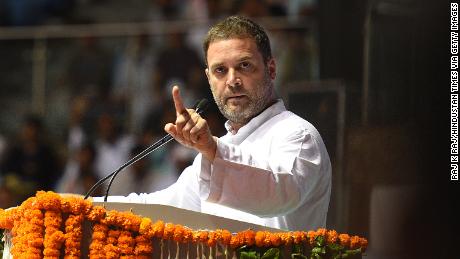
top-left (172, 85), bottom-right (186, 115)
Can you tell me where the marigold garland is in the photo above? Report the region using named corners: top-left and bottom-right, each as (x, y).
top-left (0, 191), bottom-right (368, 258)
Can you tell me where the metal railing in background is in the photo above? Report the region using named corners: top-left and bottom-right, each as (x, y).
top-left (0, 17), bottom-right (316, 117)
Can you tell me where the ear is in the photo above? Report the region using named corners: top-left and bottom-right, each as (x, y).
top-left (267, 58), bottom-right (276, 80)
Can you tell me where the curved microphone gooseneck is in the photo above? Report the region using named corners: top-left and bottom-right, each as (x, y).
top-left (83, 98), bottom-right (210, 201)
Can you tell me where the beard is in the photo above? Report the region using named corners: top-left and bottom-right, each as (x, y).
top-left (211, 69), bottom-right (274, 125)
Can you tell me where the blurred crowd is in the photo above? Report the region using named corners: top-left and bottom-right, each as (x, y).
top-left (0, 0), bottom-right (319, 208)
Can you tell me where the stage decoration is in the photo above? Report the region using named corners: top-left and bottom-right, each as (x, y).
top-left (0, 191), bottom-right (367, 258)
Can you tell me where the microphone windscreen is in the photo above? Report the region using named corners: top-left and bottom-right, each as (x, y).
top-left (194, 98), bottom-right (210, 115)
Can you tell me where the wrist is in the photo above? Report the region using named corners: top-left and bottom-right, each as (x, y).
top-left (202, 136), bottom-right (217, 162)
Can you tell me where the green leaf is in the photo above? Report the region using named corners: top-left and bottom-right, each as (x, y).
top-left (327, 243), bottom-right (344, 251)
top-left (291, 253), bottom-right (308, 259)
top-left (293, 243), bottom-right (303, 254)
top-left (311, 247), bottom-right (326, 255)
top-left (261, 248), bottom-right (280, 259)
top-left (240, 251), bottom-right (259, 259)
top-left (315, 236), bottom-right (325, 247)
top-left (344, 248), bottom-right (362, 255)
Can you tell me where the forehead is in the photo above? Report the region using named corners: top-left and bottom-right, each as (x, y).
top-left (206, 38), bottom-right (262, 65)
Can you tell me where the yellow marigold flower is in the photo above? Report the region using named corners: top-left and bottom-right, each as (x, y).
top-left (139, 217), bottom-right (152, 235)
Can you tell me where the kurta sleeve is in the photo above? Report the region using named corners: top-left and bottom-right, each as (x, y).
top-left (93, 160), bottom-right (202, 212)
top-left (198, 127), bottom-right (327, 218)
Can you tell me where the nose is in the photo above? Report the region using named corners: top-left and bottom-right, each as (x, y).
top-left (226, 69), bottom-right (242, 88)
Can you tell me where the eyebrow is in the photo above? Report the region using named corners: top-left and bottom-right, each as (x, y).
top-left (209, 55), bottom-right (254, 70)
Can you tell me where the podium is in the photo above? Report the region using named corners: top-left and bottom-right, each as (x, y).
top-left (0, 191), bottom-right (367, 258)
top-left (94, 202), bottom-right (278, 233)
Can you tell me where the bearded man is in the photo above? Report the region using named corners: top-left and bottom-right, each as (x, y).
top-left (103, 15), bottom-right (331, 231)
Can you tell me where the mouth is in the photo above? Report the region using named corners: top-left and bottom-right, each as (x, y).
top-left (226, 95), bottom-right (246, 102)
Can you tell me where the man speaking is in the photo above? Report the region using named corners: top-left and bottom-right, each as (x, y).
top-left (101, 15), bottom-right (331, 231)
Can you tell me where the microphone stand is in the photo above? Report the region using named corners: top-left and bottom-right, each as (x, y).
top-left (84, 98), bottom-right (209, 201)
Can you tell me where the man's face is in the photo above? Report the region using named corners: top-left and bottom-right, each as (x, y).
top-left (205, 38), bottom-right (276, 125)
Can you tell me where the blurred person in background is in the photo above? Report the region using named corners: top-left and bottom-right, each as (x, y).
top-left (65, 36), bottom-right (113, 100)
top-left (112, 34), bottom-right (160, 135)
top-left (55, 142), bottom-right (100, 195)
top-left (154, 32), bottom-right (206, 107)
top-left (93, 110), bottom-right (134, 188)
top-left (0, 114), bottom-right (61, 204)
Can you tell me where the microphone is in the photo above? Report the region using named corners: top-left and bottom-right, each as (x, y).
top-left (84, 98), bottom-right (210, 201)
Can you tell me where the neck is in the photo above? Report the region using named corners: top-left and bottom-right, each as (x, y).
top-left (228, 98), bottom-right (277, 134)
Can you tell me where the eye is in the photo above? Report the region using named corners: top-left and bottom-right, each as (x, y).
top-left (214, 66), bottom-right (226, 74)
top-left (240, 62), bottom-right (251, 69)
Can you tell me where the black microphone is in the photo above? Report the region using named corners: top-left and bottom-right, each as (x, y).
top-left (84, 98), bottom-right (210, 201)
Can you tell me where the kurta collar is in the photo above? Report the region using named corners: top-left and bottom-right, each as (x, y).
top-left (223, 99), bottom-right (286, 144)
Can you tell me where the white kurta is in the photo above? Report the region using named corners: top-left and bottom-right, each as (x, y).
top-left (100, 100), bottom-right (331, 231)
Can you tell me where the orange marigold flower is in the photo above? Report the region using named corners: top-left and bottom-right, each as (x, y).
top-left (255, 231), bottom-right (265, 247)
top-left (316, 228), bottom-right (327, 237)
top-left (163, 222), bottom-right (175, 240)
top-left (359, 237), bottom-right (368, 251)
top-left (293, 231), bottom-right (307, 244)
top-left (280, 232), bottom-right (293, 246)
top-left (198, 230), bottom-right (209, 243)
top-left (221, 229), bottom-right (232, 245)
top-left (27, 237), bottom-right (44, 248)
top-left (307, 230), bottom-right (317, 245)
top-left (151, 220), bottom-right (164, 238)
top-left (44, 211), bottom-right (62, 228)
top-left (108, 229), bottom-right (121, 238)
top-left (0, 208), bottom-right (15, 229)
top-left (326, 230), bottom-right (339, 244)
top-left (207, 231), bottom-right (217, 247)
top-left (61, 196), bottom-right (91, 215)
top-left (350, 235), bottom-right (361, 249)
top-left (182, 227), bottom-right (193, 243)
top-left (270, 232), bottom-right (282, 247)
top-left (263, 231), bottom-right (273, 247)
top-left (173, 224), bottom-right (184, 242)
top-left (229, 233), bottom-right (243, 249)
top-left (338, 233), bottom-right (350, 247)
top-left (92, 231), bottom-right (106, 241)
top-left (118, 231), bottom-right (135, 247)
top-left (43, 247), bottom-right (60, 257)
top-left (36, 191), bottom-right (61, 211)
top-left (242, 229), bottom-right (255, 247)
top-left (135, 234), bottom-right (150, 243)
top-left (23, 209), bottom-right (43, 220)
top-left (93, 223), bottom-right (109, 232)
top-left (134, 243), bottom-right (153, 255)
top-left (87, 206), bottom-right (106, 221)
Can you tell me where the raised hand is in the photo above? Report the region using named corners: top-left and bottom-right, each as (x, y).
top-left (164, 86), bottom-right (217, 161)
